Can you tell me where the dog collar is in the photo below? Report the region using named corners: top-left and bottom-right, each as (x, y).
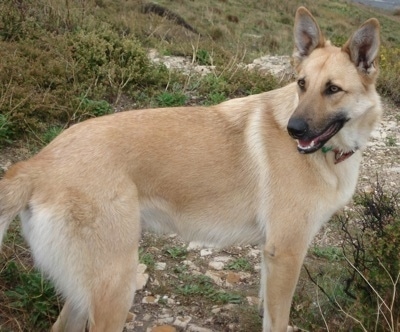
top-left (321, 146), bottom-right (356, 164)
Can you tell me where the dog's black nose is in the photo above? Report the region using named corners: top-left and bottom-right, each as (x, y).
top-left (287, 117), bottom-right (308, 139)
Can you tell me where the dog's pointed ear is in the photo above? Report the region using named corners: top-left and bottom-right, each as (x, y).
top-left (293, 7), bottom-right (325, 63)
top-left (342, 18), bottom-right (380, 75)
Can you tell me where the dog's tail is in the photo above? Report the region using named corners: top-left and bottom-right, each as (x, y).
top-left (0, 162), bottom-right (33, 248)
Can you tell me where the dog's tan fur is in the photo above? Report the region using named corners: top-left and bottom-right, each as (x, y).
top-left (0, 7), bottom-right (382, 332)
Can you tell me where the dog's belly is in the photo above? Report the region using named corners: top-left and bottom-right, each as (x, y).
top-left (140, 203), bottom-right (264, 247)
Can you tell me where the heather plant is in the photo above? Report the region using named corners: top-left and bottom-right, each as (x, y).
top-left (300, 181), bottom-right (400, 331)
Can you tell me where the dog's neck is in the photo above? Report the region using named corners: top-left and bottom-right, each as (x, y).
top-left (321, 146), bottom-right (356, 164)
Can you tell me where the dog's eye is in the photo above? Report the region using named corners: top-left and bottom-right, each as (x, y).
top-left (326, 85), bottom-right (341, 95)
top-left (297, 79), bottom-right (306, 89)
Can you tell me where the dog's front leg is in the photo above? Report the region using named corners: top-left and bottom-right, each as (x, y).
top-left (261, 231), bottom-right (309, 332)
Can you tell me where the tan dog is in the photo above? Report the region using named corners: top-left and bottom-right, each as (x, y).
top-left (0, 7), bottom-right (381, 332)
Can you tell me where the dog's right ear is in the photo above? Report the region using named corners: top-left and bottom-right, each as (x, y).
top-left (293, 7), bottom-right (325, 65)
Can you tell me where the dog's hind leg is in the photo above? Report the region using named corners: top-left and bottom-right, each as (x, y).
top-left (86, 251), bottom-right (138, 332)
top-left (23, 183), bottom-right (141, 332)
top-left (51, 249), bottom-right (138, 332)
top-left (51, 300), bottom-right (87, 332)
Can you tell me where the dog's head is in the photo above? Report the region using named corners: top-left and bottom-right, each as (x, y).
top-left (287, 7), bottom-right (381, 158)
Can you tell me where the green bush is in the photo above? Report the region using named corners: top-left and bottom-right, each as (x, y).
top-left (0, 20), bottom-right (171, 144)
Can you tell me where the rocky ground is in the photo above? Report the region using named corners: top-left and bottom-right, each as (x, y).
top-left (0, 54), bottom-right (399, 332)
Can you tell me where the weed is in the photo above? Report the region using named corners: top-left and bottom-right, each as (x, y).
top-left (1, 261), bottom-right (59, 330)
top-left (0, 113), bottom-right (14, 144)
top-left (156, 91), bottom-right (187, 107)
top-left (311, 246), bottom-right (343, 262)
top-left (41, 126), bottom-right (63, 144)
top-left (79, 97), bottom-right (113, 117)
top-left (210, 291), bottom-right (242, 304)
top-left (204, 92), bottom-right (226, 105)
top-left (225, 258), bottom-right (253, 272)
top-left (139, 249), bottom-right (156, 269)
top-left (196, 49), bottom-right (212, 65)
top-left (176, 273), bottom-right (243, 304)
top-left (386, 135), bottom-right (397, 147)
top-left (164, 246), bottom-right (188, 260)
top-left (173, 264), bottom-right (188, 274)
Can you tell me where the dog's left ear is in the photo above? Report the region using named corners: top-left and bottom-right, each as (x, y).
top-left (343, 18), bottom-right (380, 75)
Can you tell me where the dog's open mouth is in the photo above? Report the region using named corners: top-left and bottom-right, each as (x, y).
top-left (297, 119), bottom-right (346, 154)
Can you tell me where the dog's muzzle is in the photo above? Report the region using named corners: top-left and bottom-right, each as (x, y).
top-left (287, 115), bottom-right (348, 154)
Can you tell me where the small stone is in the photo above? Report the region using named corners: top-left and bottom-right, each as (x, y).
top-left (137, 263), bottom-right (147, 273)
top-left (152, 278), bottom-right (160, 286)
top-left (188, 325), bottom-right (214, 332)
top-left (136, 273), bottom-right (149, 290)
top-left (155, 262), bottom-right (167, 270)
top-left (200, 248), bottom-right (213, 256)
top-left (142, 296), bottom-right (158, 304)
top-left (248, 248), bottom-right (261, 258)
top-left (363, 185), bottom-right (373, 194)
top-left (143, 313), bottom-right (153, 321)
top-left (157, 316), bottom-right (174, 325)
top-left (151, 325), bottom-right (177, 332)
top-left (209, 261), bottom-right (225, 270)
top-left (213, 256), bottom-right (232, 263)
top-left (173, 316), bottom-right (192, 328)
top-left (126, 311), bottom-right (135, 322)
top-left (182, 260), bottom-right (199, 271)
top-left (246, 296), bottom-right (260, 306)
top-left (187, 241), bottom-right (205, 250)
top-left (125, 321), bottom-right (135, 331)
top-left (205, 271), bottom-right (223, 286)
top-left (225, 272), bottom-right (241, 285)
top-left (211, 307), bottom-right (221, 314)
